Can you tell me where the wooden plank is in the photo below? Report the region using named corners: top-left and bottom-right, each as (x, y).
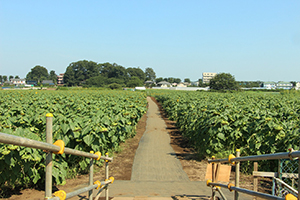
top-left (205, 163), bottom-right (231, 182)
top-left (282, 173), bottom-right (298, 178)
top-left (252, 171), bottom-right (277, 178)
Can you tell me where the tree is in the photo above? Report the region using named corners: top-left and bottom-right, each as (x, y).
top-left (26, 65), bottom-right (49, 83)
top-left (3, 76), bottom-right (7, 82)
top-left (49, 70), bottom-right (58, 84)
top-left (174, 78), bottom-right (181, 84)
top-left (9, 75), bottom-right (14, 81)
top-left (155, 77), bottom-right (164, 83)
top-left (15, 75), bottom-right (20, 79)
top-left (145, 68), bottom-right (156, 81)
top-left (184, 78), bottom-right (191, 83)
top-left (126, 67), bottom-right (145, 81)
top-left (198, 79), bottom-right (208, 87)
top-left (126, 76), bottom-right (144, 88)
top-left (209, 73), bottom-right (239, 90)
top-left (64, 60), bottom-right (99, 86)
top-left (86, 75), bottom-right (107, 87)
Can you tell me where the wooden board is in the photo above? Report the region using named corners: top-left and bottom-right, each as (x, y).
top-left (205, 163), bottom-right (231, 182)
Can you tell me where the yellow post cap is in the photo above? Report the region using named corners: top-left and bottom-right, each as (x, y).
top-left (94, 180), bottom-right (101, 189)
top-left (90, 151), bottom-right (94, 154)
top-left (53, 140), bottom-right (65, 155)
top-left (94, 152), bottom-right (101, 160)
top-left (285, 194), bottom-right (297, 200)
top-left (228, 154), bottom-right (236, 164)
top-left (206, 179), bottom-right (212, 186)
top-left (53, 190), bottom-right (66, 200)
top-left (212, 156), bottom-right (215, 159)
top-left (46, 113), bottom-right (53, 117)
top-left (236, 149), bottom-right (240, 152)
top-left (109, 176), bottom-right (115, 184)
top-left (227, 183), bottom-right (234, 192)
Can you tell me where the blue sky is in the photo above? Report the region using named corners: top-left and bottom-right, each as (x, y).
top-left (0, 1), bottom-right (299, 82)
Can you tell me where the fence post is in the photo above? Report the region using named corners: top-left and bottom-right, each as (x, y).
top-left (89, 151), bottom-right (94, 200)
top-left (105, 153), bottom-right (109, 200)
top-left (45, 113), bottom-right (53, 199)
top-left (298, 158), bottom-right (300, 200)
top-left (253, 162), bottom-right (258, 200)
top-left (212, 156), bottom-right (216, 200)
top-left (234, 149), bottom-right (240, 200)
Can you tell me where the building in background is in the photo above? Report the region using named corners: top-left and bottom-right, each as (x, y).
top-left (57, 73), bottom-right (64, 85)
top-left (276, 81), bottom-right (293, 90)
top-left (202, 72), bottom-right (217, 84)
top-left (11, 79), bottom-right (26, 86)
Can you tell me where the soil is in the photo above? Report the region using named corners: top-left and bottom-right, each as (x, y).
top-left (2, 97), bottom-right (271, 199)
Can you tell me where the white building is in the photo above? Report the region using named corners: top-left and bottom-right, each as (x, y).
top-left (11, 79), bottom-right (26, 85)
top-left (263, 82), bottom-right (276, 89)
top-left (157, 81), bottom-right (171, 87)
top-left (202, 72), bottom-right (217, 84)
top-left (295, 82), bottom-right (300, 90)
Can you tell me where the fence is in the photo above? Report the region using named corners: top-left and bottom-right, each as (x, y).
top-left (0, 113), bottom-right (114, 200)
top-left (207, 149), bottom-right (300, 200)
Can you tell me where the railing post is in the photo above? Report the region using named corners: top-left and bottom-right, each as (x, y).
top-left (234, 149), bottom-right (240, 200)
top-left (212, 156), bottom-right (216, 200)
top-left (45, 113), bottom-right (53, 199)
top-left (89, 151), bottom-right (94, 200)
top-left (105, 153), bottom-right (109, 200)
top-left (253, 162), bottom-right (258, 200)
top-left (298, 157), bottom-right (300, 200)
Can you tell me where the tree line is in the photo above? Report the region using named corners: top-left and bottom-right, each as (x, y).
top-left (63, 60), bottom-right (156, 88)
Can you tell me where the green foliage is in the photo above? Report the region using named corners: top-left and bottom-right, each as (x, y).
top-left (145, 68), bottom-right (156, 81)
top-left (0, 90), bottom-right (147, 190)
top-left (107, 83), bottom-right (122, 90)
top-left (209, 73), bottom-right (239, 90)
top-left (127, 76), bottom-right (144, 88)
top-left (26, 65), bottom-right (49, 83)
top-left (150, 90), bottom-right (300, 173)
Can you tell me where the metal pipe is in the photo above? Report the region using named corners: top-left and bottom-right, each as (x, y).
top-left (230, 186), bottom-right (284, 200)
top-left (208, 151), bottom-right (300, 164)
top-left (232, 152), bottom-right (290, 162)
top-left (105, 153), bottom-right (109, 200)
top-left (66, 184), bottom-right (98, 199)
top-left (48, 180), bottom-right (113, 200)
top-left (89, 154), bottom-right (94, 200)
top-left (273, 177), bottom-right (298, 195)
top-left (216, 187), bottom-right (227, 200)
top-left (45, 114), bottom-right (53, 199)
top-left (235, 149), bottom-right (240, 200)
top-left (0, 132), bottom-right (113, 161)
top-left (0, 132), bottom-right (61, 152)
top-left (208, 182), bottom-right (284, 200)
top-left (211, 156), bottom-right (216, 200)
top-left (208, 158), bottom-right (228, 163)
top-left (298, 159), bottom-right (300, 200)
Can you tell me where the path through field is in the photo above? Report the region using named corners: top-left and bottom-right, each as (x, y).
top-left (99, 97), bottom-right (252, 200)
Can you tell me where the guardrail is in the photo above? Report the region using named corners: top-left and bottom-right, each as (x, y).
top-left (207, 149), bottom-right (300, 200)
top-left (0, 113), bottom-right (114, 200)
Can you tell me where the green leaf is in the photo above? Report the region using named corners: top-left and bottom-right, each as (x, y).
top-left (83, 134), bottom-right (94, 146)
top-left (61, 124), bottom-right (69, 134)
top-left (217, 132), bottom-right (225, 141)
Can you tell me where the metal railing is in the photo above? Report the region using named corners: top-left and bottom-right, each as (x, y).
top-left (0, 113), bottom-right (114, 200)
top-left (207, 149), bottom-right (300, 200)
